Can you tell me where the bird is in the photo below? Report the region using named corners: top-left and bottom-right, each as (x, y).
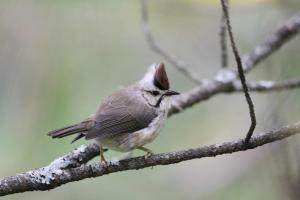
top-left (47, 63), bottom-right (179, 164)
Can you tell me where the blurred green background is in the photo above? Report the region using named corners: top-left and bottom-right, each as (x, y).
top-left (0, 0), bottom-right (300, 199)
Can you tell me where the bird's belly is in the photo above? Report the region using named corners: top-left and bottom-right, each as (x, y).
top-left (96, 114), bottom-right (166, 152)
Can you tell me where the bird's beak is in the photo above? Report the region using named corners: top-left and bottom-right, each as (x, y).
top-left (165, 90), bottom-right (180, 96)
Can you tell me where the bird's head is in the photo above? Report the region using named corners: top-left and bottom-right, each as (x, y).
top-left (139, 63), bottom-right (179, 110)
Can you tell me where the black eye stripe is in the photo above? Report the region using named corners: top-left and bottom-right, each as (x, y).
top-left (145, 90), bottom-right (160, 96)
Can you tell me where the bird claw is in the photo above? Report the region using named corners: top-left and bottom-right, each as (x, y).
top-left (100, 159), bottom-right (108, 167)
top-left (144, 151), bottom-right (154, 159)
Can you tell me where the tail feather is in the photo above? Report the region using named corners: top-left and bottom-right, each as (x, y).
top-left (48, 121), bottom-right (89, 139)
top-left (71, 133), bottom-right (85, 143)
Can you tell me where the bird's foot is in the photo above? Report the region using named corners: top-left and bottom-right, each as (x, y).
top-left (137, 146), bottom-right (154, 159)
top-left (99, 145), bottom-right (108, 166)
top-left (145, 151), bottom-right (154, 159)
top-left (100, 159), bottom-right (108, 167)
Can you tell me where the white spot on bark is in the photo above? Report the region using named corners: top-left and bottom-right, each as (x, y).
top-left (258, 80), bottom-right (274, 88)
top-left (28, 145), bottom-right (88, 185)
top-left (215, 69), bottom-right (236, 83)
top-left (109, 159), bottom-right (120, 165)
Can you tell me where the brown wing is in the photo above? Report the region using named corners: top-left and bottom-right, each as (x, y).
top-left (85, 88), bottom-right (158, 140)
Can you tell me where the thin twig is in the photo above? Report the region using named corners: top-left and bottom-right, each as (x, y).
top-left (220, 0), bottom-right (228, 68)
top-left (140, 0), bottom-right (202, 84)
top-left (221, 0), bottom-right (256, 143)
top-left (1, 122), bottom-right (300, 196)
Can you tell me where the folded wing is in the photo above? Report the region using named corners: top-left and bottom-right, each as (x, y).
top-left (85, 89), bottom-right (157, 140)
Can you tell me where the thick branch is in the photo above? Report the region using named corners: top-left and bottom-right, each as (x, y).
top-left (0, 144), bottom-right (100, 196)
top-left (1, 122), bottom-right (300, 196)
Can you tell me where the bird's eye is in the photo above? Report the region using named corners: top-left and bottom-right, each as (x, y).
top-left (146, 90), bottom-right (160, 96)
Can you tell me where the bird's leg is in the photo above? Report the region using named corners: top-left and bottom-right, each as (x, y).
top-left (137, 146), bottom-right (154, 158)
top-left (99, 145), bottom-right (107, 166)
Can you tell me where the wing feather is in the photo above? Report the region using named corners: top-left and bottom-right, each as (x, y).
top-left (85, 88), bottom-right (157, 140)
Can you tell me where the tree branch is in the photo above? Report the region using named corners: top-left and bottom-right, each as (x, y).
top-left (0, 144), bottom-right (100, 196)
top-left (1, 122), bottom-right (300, 196)
top-left (220, 0), bottom-right (257, 143)
top-left (169, 14), bottom-right (300, 115)
top-left (231, 79), bottom-right (300, 92)
top-left (243, 14), bottom-right (300, 73)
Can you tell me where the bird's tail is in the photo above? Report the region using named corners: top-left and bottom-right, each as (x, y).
top-left (47, 120), bottom-right (92, 140)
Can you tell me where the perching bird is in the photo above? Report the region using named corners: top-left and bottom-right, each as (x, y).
top-left (48, 63), bottom-right (179, 164)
